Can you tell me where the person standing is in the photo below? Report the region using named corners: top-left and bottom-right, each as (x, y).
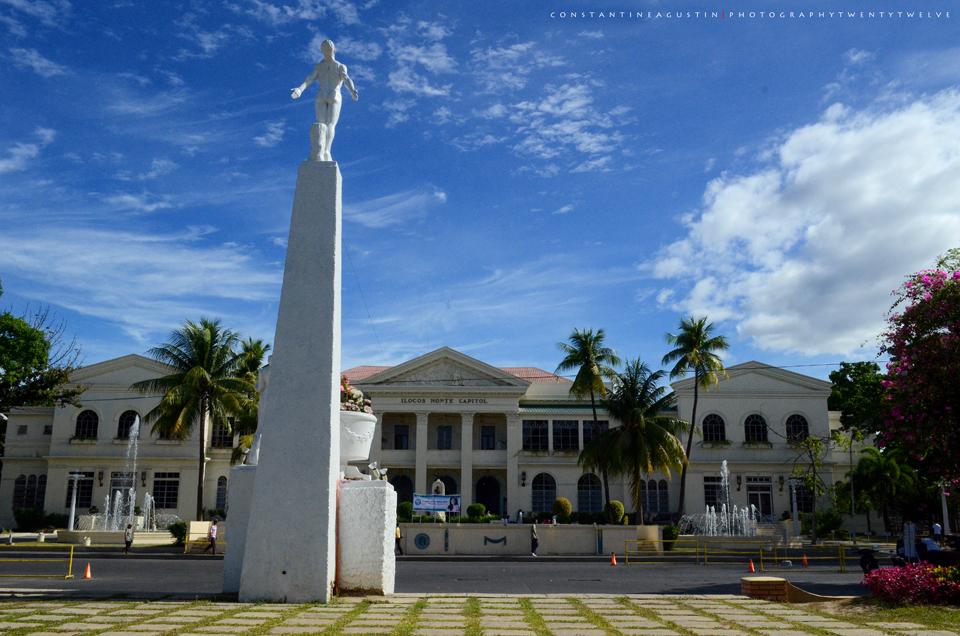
top-left (122, 524), bottom-right (134, 556)
top-left (933, 521), bottom-right (943, 546)
top-left (531, 523), bottom-right (539, 557)
top-left (204, 520), bottom-right (218, 555)
top-left (395, 524), bottom-right (403, 556)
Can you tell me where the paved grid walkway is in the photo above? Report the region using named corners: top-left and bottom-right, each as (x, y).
top-left (0, 596), bottom-right (955, 636)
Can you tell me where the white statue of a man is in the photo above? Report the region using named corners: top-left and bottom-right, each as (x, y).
top-left (291, 39), bottom-right (359, 162)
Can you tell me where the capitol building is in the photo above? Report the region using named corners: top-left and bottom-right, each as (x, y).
top-left (0, 346), bottom-right (852, 528)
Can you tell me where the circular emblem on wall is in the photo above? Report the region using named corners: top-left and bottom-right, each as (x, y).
top-left (414, 533), bottom-right (430, 550)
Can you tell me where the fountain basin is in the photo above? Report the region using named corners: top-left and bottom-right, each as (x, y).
top-left (340, 410), bottom-right (376, 467)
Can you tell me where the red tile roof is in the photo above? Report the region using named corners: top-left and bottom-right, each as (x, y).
top-left (342, 365), bottom-right (568, 384)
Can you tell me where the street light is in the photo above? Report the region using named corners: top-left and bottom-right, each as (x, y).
top-left (67, 472), bottom-right (84, 531)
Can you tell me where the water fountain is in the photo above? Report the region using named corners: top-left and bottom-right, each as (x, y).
top-left (62, 416), bottom-right (179, 544)
top-left (679, 460), bottom-right (759, 537)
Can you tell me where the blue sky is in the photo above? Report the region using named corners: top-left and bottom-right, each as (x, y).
top-left (1, 0), bottom-right (959, 378)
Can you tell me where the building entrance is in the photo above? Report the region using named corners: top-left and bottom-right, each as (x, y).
top-left (475, 476), bottom-right (501, 514)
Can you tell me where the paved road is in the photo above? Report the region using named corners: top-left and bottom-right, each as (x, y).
top-left (0, 558), bottom-right (868, 598)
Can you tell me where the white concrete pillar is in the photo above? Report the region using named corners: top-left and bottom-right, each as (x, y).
top-left (370, 413), bottom-right (383, 465)
top-left (577, 420), bottom-right (585, 452)
top-left (547, 419), bottom-right (554, 453)
top-left (338, 480), bottom-right (396, 594)
top-left (238, 161), bottom-right (342, 603)
top-left (460, 413), bottom-right (474, 507)
top-left (222, 465), bottom-right (256, 593)
top-left (414, 413), bottom-right (428, 495)
top-left (506, 414), bottom-right (522, 517)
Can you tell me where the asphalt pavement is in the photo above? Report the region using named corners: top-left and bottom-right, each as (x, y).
top-left (0, 556), bottom-right (868, 599)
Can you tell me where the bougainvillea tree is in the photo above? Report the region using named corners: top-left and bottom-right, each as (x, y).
top-left (879, 249), bottom-right (960, 480)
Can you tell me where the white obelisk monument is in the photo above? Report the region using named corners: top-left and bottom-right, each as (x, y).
top-left (237, 39), bottom-right (359, 603)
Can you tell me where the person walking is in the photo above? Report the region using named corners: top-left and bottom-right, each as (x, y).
top-left (204, 520), bottom-right (218, 555)
top-left (531, 523), bottom-right (539, 557)
top-left (395, 523), bottom-right (403, 556)
top-left (122, 523), bottom-right (134, 556)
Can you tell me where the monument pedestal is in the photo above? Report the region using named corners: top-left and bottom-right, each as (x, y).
top-left (222, 465), bottom-right (256, 594)
top-left (238, 161), bottom-right (342, 603)
top-left (338, 480), bottom-right (397, 594)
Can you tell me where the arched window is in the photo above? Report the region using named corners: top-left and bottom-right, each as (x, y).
top-left (702, 414), bottom-right (726, 442)
top-left (211, 420), bottom-right (233, 448)
top-left (786, 414), bottom-right (809, 443)
top-left (36, 475), bottom-right (46, 509)
top-left (75, 410), bottom-right (99, 440)
top-left (531, 473), bottom-right (556, 513)
top-left (25, 475), bottom-right (37, 507)
top-left (744, 414), bottom-right (768, 443)
top-left (658, 479), bottom-right (669, 515)
top-left (577, 474), bottom-right (602, 513)
top-left (390, 475), bottom-right (414, 503)
top-left (117, 410), bottom-right (139, 440)
top-left (215, 476), bottom-right (228, 511)
top-left (13, 475), bottom-right (26, 509)
top-left (438, 475), bottom-right (458, 496)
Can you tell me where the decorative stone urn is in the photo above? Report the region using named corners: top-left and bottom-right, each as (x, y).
top-left (340, 410), bottom-right (376, 474)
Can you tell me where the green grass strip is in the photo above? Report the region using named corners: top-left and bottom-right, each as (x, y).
top-left (389, 598), bottom-right (427, 636)
top-left (616, 596), bottom-right (696, 636)
top-left (567, 598), bottom-right (620, 634)
top-left (464, 597), bottom-right (483, 636)
top-left (517, 598), bottom-right (552, 636)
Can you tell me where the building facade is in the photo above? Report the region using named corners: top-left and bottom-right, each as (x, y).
top-left (0, 347), bottom-right (852, 528)
top-left (0, 355), bottom-right (235, 529)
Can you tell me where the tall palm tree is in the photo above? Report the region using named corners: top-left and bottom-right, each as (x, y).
top-left (594, 360), bottom-right (687, 524)
top-left (556, 328), bottom-right (621, 506)
top-left (132, 319), bottom-right (253, 520)
top-left (662, 316), bottom-right (729, 517)
top-left (231, 338), bottom-right (271, 464)
top-left (851, 447), bottom-right (917, 532)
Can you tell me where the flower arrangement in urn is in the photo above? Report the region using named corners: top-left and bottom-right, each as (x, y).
top-left (340, 376), bottom-right (372, 413)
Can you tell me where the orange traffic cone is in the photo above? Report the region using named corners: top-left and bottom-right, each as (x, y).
top-left (802, 554), bottom-right (809, 568)
top-left (748, 559), bottom-right (756, 573)
top-left (610, 552), bottom-right (618, 566)
top-left (83, 562), bottom-right (92, 579)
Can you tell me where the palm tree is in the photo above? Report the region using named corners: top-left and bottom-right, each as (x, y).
top-left (662, 316), bottom-right (729, 517)
top-left (132, 319), bottom-right (254, 520)
top-left (556, 328), bottom-right (621, 506)
top-left (231, 338), bottom-right (271, 464)
top-left (851, 447), bottom-right (917, 532)
top-left (593, 360), bottom-right (687, 524)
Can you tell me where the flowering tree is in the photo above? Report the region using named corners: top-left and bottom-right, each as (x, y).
top-left (879, 249), bottom-right (960, 480)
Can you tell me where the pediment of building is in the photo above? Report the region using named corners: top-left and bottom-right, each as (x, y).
top-left (671, 360), bottom-right (831, 396)
top-left (69, 354), bottom-right (173, 387)
top-left (357, 347), bottom-right (529, 392)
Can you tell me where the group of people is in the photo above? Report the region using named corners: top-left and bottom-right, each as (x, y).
top-left (120, 519), bottom-right (218, 556)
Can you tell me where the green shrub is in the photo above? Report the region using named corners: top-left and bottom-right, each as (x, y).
top-left (605, 500), bottom-right (625, 524)
top-left (552, 497), bottom-right (573, 523)
top-left (13, 508), bottom-right (46, 532)
top-left (466, 503), bottom-right (486, 519)
top-left (662, 525), bottom-right (680, 551)
top-left (167, 520), bottom-right (188, 546)
top-left (799, 509), bottom-right (844, 538)
top-left (397, 501), bottom-right (413, 521)
top-left (43, 513), bottom-right (68, 530)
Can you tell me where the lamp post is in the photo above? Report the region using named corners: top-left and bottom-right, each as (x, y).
top-left (67, 472), bottom-right (83, 531)
top-left (788, 478), bottom-right (801, 537)
top-left (942, 483), bottom-right (952, 536)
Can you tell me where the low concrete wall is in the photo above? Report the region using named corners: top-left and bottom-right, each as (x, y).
top-left (399, 524), bottom-right (661, 556)
top-left (57, 530), bottom-right (173, 546)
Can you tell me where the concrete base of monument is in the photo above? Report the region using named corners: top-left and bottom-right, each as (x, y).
top-left (338, 479), bottom-right (397, 595)
top-left (222, 465), bottom-right (256, 594)
top-left (397, 524), bottom-right (662, 556)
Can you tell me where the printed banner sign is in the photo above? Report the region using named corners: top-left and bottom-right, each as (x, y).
top-left (413, 493), bottom-right (461, 513)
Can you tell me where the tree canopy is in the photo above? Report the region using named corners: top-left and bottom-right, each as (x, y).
top-left (879, 249), bottom-right (960, 480)
top-left (828, 361), bottom-right (884, 438)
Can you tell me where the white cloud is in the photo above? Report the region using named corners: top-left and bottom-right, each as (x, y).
top-left (0, 0), bottom-right (70, 28)
top-left (578, 30), bottom-right (604, 39)
top-left (474, 103), bottom-right (507, 119)
top-left (471, 41), bottom-right (564, 93)
top-left (9, 47), bottom-right (67, 77)
top-left (0, 224), bottom-right (282, 341)
top-left (844, 48), bottom-right (873, 65)
top-left (103, 192), bottom-right (173, 213)
top-left (254, 120), bottom-right (286, 147)
top-left (388, 67), bottom-right (450, 97)
top-left (650, 89), bottom-right (960, 355)
top-left (0, 127), bottom-right (55, 174)
top-left (345, 188), bottom-right (446, 228)
top-left (234, 0), bottom-right (361, 25)
top-left (553, 204), bottom-right (574, 215)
